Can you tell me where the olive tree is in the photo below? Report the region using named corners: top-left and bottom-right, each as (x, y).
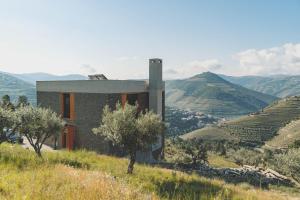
top-left (15, 106), bottom-right (65, 157)
top-left (93, 103), bottom-right (165, 174)
top-left (0, 107), bottom-right (16, 143)
top-left (1, 95), bottom-right (14, 111)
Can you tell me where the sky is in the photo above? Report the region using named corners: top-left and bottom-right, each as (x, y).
top-left (0, 0), bottom-right (299, 79)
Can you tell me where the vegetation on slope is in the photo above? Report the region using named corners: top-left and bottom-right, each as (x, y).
top-left (166, 72), bottom-right (278, 117)
top-left (0, 143), bottom-right (293, 200)
top-left (0, 73), bottom-right (36, 104)
top-left (221, 74), bottom-right (300, 98)
top-left (184, 96), bottom-right (300, 146)
top-left (265, 118), bottom-right (300, 148)
top-left (165, 106), bottom-right (219, 137)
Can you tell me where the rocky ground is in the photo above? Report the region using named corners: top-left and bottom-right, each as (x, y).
top-left (162, 163), bottom-right (297, 188)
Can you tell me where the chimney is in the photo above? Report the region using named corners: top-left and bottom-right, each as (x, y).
top-left (149, 58), bottom-right (163, 118)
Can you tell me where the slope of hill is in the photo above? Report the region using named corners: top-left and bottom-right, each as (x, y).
top-left (12, 72), bottom-right (87, 84)
top-left (265, 119), bottom-right (300, 149)
top-left (165, 106), bottom-right (219, 137)
top-left (0, 72), bottom-right (36, 104)
top-left (166, 72), bottom-right (278, 118)
top-left (183, 96), bottom-right (300, 146)
top-left (221, 74), bottom-right (300, 98)
top-left (0, 143), bottom-right (296, 200)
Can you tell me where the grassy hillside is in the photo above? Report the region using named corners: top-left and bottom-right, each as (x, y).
top-left (221, 74), bottom-right (300, 98)
top-left (166, 72), bottom-right (278, 118)
top-left (0, 143), bottom-right (295, 200)
top-left (0, 72), bottom-right (36, 104)
top-left (265, 119), bottom-right (300, 148)
top-left (183, 96), bottom-right (300, 146)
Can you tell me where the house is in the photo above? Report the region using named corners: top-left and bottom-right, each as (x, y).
top-left (36, 58), bottom-right (165, 162)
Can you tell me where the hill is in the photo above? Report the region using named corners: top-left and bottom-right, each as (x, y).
top-left (265, 119), bottom-right (300, 149)
top-left (0, 72), bottom-right (36, 104)
top-left (165, 106), bottom-right (219, 137)
top-left (183, 96), bottom-right (300, 146)
top-left (221, 74), bottom-right (300, 98)
top-left (0, 143), bottom-right (296, 200)
top-left (12, 72), bottom-right (87, 84)
top-left (166, 72), bottom-right (278, 118)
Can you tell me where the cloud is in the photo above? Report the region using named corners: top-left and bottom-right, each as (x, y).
top-left (164, 59), bottom-right (223, 79)
top-left (233, 43), bottom-right (300, 75)
top-left (80, 64), bottom-right (97, 75)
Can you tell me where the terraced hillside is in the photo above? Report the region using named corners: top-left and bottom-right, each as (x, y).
top-left (166, 72), bottom-right (278, 118)
top-left (183, 96), bottom-right (300, 146)
top-left (265, 119), bottom-right (300, 148)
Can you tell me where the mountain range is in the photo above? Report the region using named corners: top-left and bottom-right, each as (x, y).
top-left (220, 74), bottom-right (300, 98)
top-left (0, 72), bottom-right (86, 104)
top-left (166, 72), bottom-right (278, 118)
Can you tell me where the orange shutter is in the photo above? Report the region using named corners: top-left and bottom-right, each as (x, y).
top-left (121, 94), bottom-right (127, 108)
top-left (60, 93), bottom-right (64, 117)
top-left (70, 93), bottom-right (75, 120)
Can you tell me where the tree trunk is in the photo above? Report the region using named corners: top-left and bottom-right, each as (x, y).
top-left (127, 152), bottom-right (136, 174)
top-left (34, 146), bottom-right (42, 157)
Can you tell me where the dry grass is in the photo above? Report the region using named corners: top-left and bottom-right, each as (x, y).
top-left (208, 153), bottom-right (239, 168)
top-left (0, 164), bottom-right (154, 200)
top-left (0, 143), bottom-right (298, 200)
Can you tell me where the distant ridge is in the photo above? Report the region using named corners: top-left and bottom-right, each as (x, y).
top-left (0, 72), bottom-right (36, 104)
top-left (165, 72), bottom-right (278, 118)
top-left (11, 72), bottom-right (87, 84)
top-left (220, 74), bottom-right (300, 98)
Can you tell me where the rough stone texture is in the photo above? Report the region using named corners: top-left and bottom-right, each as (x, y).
top-left (165, 163), bottom-right (295, 188)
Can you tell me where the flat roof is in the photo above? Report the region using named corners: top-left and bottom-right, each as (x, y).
top-left (37, 80), bottom-right (164, 94)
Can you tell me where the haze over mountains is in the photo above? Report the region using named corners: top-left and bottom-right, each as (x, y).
top-left (0, 72), bottom-right (86, 104)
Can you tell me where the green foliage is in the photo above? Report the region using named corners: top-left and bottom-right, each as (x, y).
top-left (288, 140), bottom-right (300, 149)
top-left (270, 149), bottom-right (300, 183)
top-left (93, 102), bottom-right (164, 173)
top-left (15, 106), bottom-right (65, 157)
top-left (16, 95), bottom-right (29, 108)
top-left (1, 95), bottom-right (15, 111)
top-left (229, 148), bottom-right (263, 167)
top-left (165, 137), bottom-right (208, 166)
top-left (0, 107), bottom-right (16, 143)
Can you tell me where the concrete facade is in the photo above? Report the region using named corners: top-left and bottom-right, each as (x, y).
top-left (37, 59), bottom-right (165, 162)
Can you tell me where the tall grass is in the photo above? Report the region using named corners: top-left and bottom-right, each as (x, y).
top-left (0, 143), bottom-right (294, 200)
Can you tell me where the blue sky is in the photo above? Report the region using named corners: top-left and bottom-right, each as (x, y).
top-left (0, 0), bottom-right (299, 79)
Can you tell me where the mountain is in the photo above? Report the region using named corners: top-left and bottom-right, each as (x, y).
top-left (182, 96), bottom-right (300, 147)
top-left (165, 72), bottom-right (278, 118)
top-left (0, 72), bottom-right (86, 104)
top-left (220, 74), bottom-right (300, 98)
top-left (0, 72), bottom-right (36, 104)
top-left (12, 73), bottom-right (87, 84)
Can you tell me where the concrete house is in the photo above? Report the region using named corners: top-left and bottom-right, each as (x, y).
top-left (37, 58), bottom-right (165, 161)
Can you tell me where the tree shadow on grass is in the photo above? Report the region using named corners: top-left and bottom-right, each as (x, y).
top-left (154, 174), bottom-right (233, 200)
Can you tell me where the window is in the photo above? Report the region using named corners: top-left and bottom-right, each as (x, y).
top-left (63, 93), bottom-right (70, 118)
top-left (127, 94), bottom-right (138, 106)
